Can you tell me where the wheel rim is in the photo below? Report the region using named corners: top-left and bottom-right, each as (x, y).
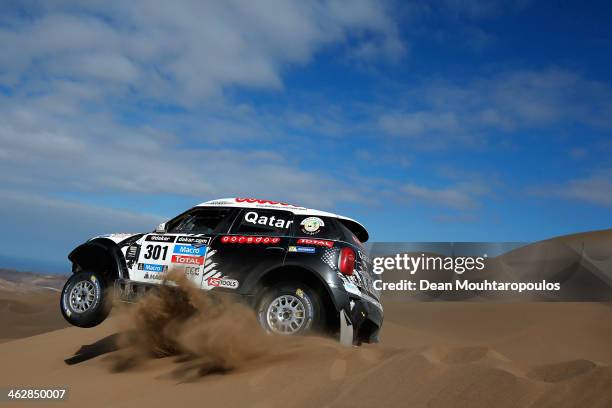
top-left (69, 280), bottom-right (96, 313)
top-left (265, 294), bottom-right (306, 335)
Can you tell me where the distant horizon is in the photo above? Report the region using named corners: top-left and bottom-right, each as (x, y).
top-left (0, 255), bottom-right (70, 275)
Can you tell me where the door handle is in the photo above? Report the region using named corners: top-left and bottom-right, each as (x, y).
top-left (265, 246), bottom-right (285, 251)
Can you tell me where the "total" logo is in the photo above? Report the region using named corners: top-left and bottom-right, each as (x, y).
top-left (171, 255), bottom-right (204, 265)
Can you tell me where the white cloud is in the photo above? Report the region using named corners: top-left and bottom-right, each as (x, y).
top-left (378, 68), bottom-right (612, 143)
top-left (0, 97), bottom-right (367, 209)
top-left (569, 147), bottom-right (588, 159)
top-left (0, 0), bottom-right (405, 219)
top-left (401, 182), bottom-right (488, 209)
top-left (379, 111), bottom-right (460, 137)
top-left (553, 171), bottom-right (612, 207)
top-left (0, 0), bottom-right (403, 104)
top-left (429, 24), bottom-right (495, 52)
top-left (437, 0), bottom-right (529, 20)
top-left (434, 213), bottom-right (479, 223)
top-left (0, 189), bottom-right (163, 264)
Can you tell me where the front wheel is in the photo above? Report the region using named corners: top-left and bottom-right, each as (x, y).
top-left (60, 271), bottom-right (111, 328)
top-left (256, 282), bottom-right (322, 336)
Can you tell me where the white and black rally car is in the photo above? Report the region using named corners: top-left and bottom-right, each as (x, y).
top-left (60, 198), bottom-right (383, 345)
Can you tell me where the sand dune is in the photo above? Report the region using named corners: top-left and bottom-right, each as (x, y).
top-left (0, 269), bottom-right (65, 292)
top-left (0, 290), bottom-right (68, 342)
top-left (0, 270), bottom-right (68, 342)
top-left (1, 230), bottom-right (612, 407)
top-left (1, 295), bottom-right (612, 407)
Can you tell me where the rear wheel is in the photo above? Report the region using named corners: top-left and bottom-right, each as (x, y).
top-left (256, 282), bottom-right (322, 336)
top-left (60, 271), bottom-right (111, 328)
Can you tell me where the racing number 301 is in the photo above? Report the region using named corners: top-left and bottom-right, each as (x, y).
top-left (143, 244), bottom-right (168, 260)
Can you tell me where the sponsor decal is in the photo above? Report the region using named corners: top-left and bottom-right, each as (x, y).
top-left (300, 217), bottom-right (324, 235)
top-left (171, 254), bottom-right (204, 265)
top-left (145, 234), bottom-right (176, 243)
top-left (144, 272), bottom-right (164, 280)
top-left (184, 266), bottom-right (200, 277)
top-left (297, 238), bottom-right (333, 248)
top-left (207, 277), bottom-right (239, 289)
top-left (176, 236), bottom-right (210, 245)
top-left (296, 288), bottom-right (304, 298)
top-left (221, 235), bottom-right (281, 244)
top-left (206, 200), bottom-right (232, 205)
top-left (235, 198), bottom-right (306, 210)
top-left (244, 211), bottom-right (293, 229)
top-left (173, 244), bottom-right (206, 256)
top-left (288, 246), bottom-right (316, 253)
top-left (126, 245), bottom-right (140, 260)
top-left (236, 198), bottom-right (292, 206)
top-left (138, 263), bottom-right (167, 273)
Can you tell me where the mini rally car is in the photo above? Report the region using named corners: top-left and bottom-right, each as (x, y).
top-left (60, 198), bottom-right (383, 345)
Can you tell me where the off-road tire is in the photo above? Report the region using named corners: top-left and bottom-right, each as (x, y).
top-left (256, 282), bottom-right (323, 336)
top-left (60, 271), bottom-right (111, 328)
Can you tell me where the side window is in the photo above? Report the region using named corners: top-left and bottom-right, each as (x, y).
top-left (231, 209), bottom-right (294, 236)
top-left (293, 215), bottom-right (341, 240)
top-left (167, 208), bottom-right (233, 234)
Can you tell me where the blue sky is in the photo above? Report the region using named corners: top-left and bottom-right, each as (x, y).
top-left (0, 0), bottom-right (611, 272)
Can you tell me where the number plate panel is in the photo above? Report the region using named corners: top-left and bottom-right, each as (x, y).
top-left (132, 235), bottom-right (211, 286)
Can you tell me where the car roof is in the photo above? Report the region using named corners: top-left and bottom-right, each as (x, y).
top-left (196, 197), bottom-right (369, 242)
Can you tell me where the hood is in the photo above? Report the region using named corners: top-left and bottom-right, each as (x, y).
top-left (89, 233), bottom-right (142, 245)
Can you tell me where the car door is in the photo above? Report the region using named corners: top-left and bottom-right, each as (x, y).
top-left (205, 208), bottom-right (293, 294)
top-left (127, 207), bottom-right (235, 287)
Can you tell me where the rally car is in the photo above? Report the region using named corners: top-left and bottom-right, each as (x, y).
top-left (60, 198), bottom-right (383, 345)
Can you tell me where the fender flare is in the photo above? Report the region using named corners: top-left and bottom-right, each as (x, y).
top-left (254, 263), bottom-right (347, 312)
top-left (68, 238), bottom-right (129, 281)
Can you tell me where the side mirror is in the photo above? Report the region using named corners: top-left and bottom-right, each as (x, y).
top-left (155, 222), bottom-right (167, 233)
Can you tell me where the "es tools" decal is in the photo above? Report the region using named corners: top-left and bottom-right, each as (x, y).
top-left (221, 236), bottom-right (281, 244)
top-left (207, 277), bottom-right (239, 289)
